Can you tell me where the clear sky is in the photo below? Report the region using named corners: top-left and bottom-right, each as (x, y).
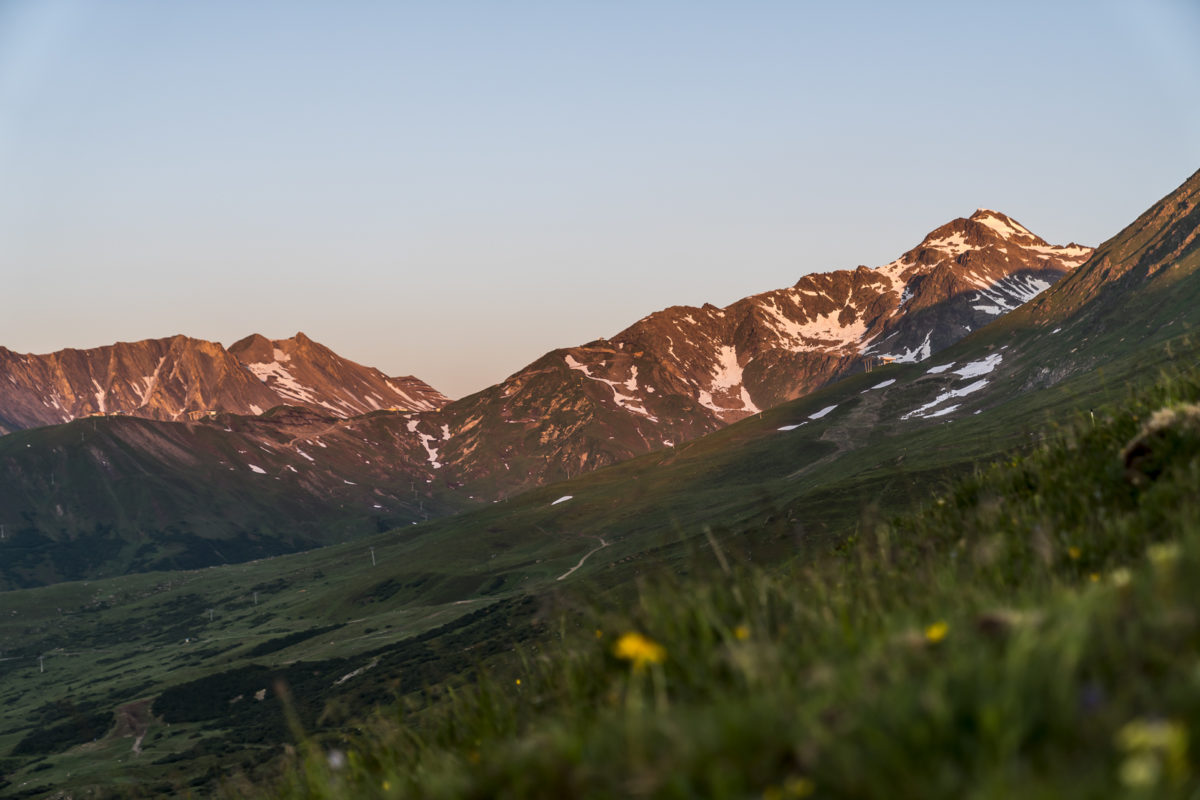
top-left (1, 1), bottom-right (1198, 399)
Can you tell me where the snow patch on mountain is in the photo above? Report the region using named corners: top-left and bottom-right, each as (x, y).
top-left (870, 258), bottom-right (917, 318)
top-left (384, 380), bottom-right (443, 412)
top-left (92, 379), bottom-right (107, 413)
top-left (924, 231), bottom-right (971, 256)
top-left (565, 354), bottom-right (659, 421)
top-left (695, 346), bottom-right (761, 416)
top-left (903, 379), bottom-right (990, 420)
top-left (245, 359), bottom-right (340, 412)
top-left (1028, 243), bottom-right (1092, 264)
top-left (417, 432), bottom-right (443, 469)
top-left (973, 210), bottom-right (1033, 239)
top-left (880, 330), bottom-right (934, 364)
top-left (769, 305), bottom-right (870, 349)
top-left (954, 353), bottom-right (1002, 379)
top-left (972, 275), bottom-right (1053, 315)
top-left (708, 346), bottom-right (743, 390)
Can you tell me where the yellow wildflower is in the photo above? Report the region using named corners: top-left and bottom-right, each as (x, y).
top-left (1089, 573), bottom-right (1100, 583)
top-left (515, 678), bottom-right (521, 686)
top-left (764, 777), bottom-right (815, 799)
top-left (614, 632), bottom-right (667, 671)
top-left (1119, 753), bottom-right (1160, 788)
top-left (1117, 718), bottom-right (1188, 755)
top-left (784, 776), bottom-right (816, 797)
top-left (1148, 542), bottom-right (1181, 566)
top-left (382, 781), bottom-right (391, 791)
top-left (734, 624), bottom-right (750, 641)
top-left (1067, 546), bottom-right (1081, 560)
top-left (1116, 718), bottom-right (1189, 786)
top-left (924, 621), bottom-right (949, 644)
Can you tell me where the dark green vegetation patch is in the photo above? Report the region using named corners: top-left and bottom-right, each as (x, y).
top-left (12, 711), bottom-right (113, 757)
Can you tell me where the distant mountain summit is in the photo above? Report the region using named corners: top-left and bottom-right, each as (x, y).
top-left (228, 332), bottom-right (447, 417)
top-left (409, 209), bottom-right (1091, 489)
top-left (594, 209), bottom-right (1091, 419)
top-left (0, 333), bottom-right (446, 434)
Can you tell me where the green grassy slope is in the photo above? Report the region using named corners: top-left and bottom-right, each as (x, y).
top-left (0, 410), bottom-right (478, 589)
top-left (254, 354), bottom-right (1200, 800)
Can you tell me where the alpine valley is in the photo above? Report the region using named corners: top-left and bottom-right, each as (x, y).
top-left (1, 168), bottom-right (1199, 798)
top-left (0, 210), bottom-right (1088, 588)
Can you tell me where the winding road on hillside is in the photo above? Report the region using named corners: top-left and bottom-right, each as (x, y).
top-left (556, 537), bottom-right (609, 581)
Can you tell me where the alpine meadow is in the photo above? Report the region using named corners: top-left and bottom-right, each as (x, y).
top-left (3, 3), bottom-right (1200, 798)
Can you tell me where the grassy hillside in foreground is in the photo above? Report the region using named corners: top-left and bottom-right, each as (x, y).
top-left (251, 361), bottom-right (1200, 799)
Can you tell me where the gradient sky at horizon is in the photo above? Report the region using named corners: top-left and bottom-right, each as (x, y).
top-left (2, 1), bottom-right (1198, 399)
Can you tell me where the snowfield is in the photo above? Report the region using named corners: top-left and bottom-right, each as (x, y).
top-left (903, 379), bottom-right (990, 420)
top-left (954, 353), bottom-right (1003, 379)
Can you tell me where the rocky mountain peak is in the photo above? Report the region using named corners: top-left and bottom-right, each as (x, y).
top-left (227, 333), bottom-right (275, 363)
top-left (969, 208), bottom-right (1042, 240)
top-left (0, 333), bottom-right (448, 434)
top-left (383, 209), bottom-right (1095, 497)
top-left (231, 333), bottom-right (448, 416)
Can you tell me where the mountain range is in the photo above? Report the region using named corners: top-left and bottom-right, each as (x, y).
top-left (417, 209), bottom-right (1089, 488)
top-left (0, 167), bottom-right (1197, 797)
top-left (0, 331), bottom-right (446, 435)
top-left (0, 209), bottom-right (1092, 587)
